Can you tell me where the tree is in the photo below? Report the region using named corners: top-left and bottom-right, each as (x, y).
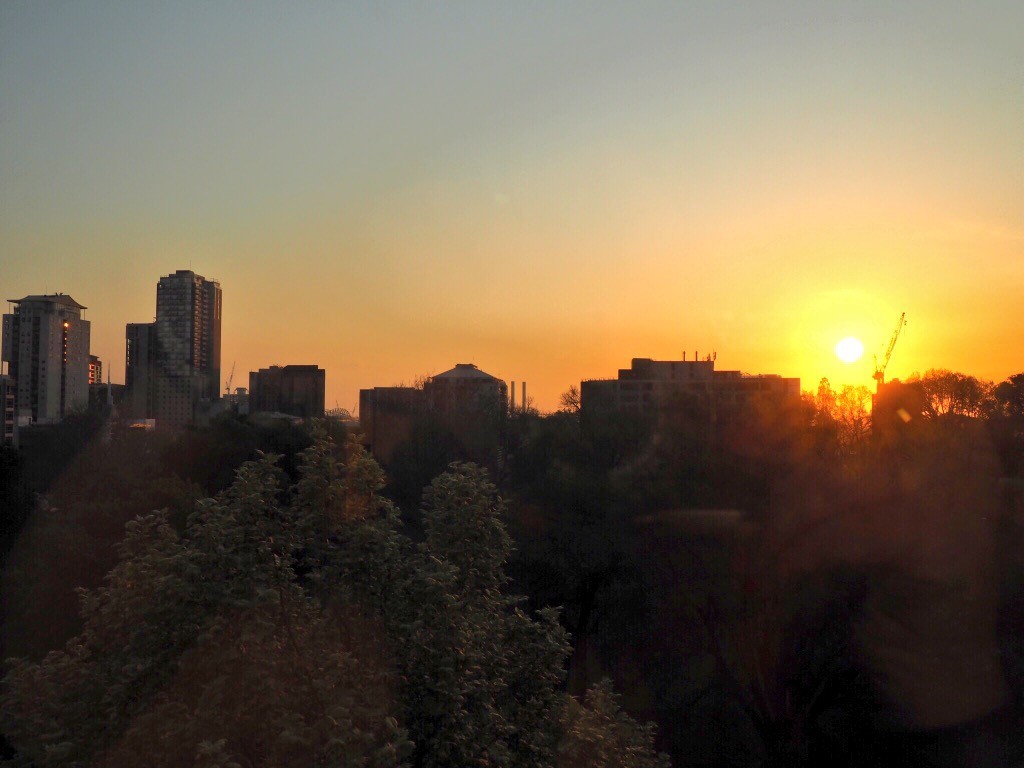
top-left (559, 385), bottom-right (582, 414)
top-left (993, 373), bottom-right (1024, 419)
top-left (907, 369), bottom-right (993, 419)
top-left (559, 680), bottom-right (670, 768)
top-left (2, 429), bottom-right (668, 768)
top-left (810, 378), bottom-right (871, 450)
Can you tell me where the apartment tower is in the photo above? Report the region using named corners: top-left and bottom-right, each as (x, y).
top-left (126, 270), bottom-right (221, 429)
top-left (1, 294), bottom-right (91, 424)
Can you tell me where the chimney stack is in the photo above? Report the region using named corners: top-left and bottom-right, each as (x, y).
top-left (510, 381), bottom-right (515, 413)
top-left (522, 381), bottom-right (526, 413)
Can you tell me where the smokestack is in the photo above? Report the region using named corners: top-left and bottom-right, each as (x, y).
top-left (511, 381), bottom-right (515, 413)
top-left (522, 381), bottom-right (526, 413)
top-left (683, 351), bottom-right (686, 361)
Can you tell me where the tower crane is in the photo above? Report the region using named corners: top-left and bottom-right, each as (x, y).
top-left (225, 362), bottom-right (235, 397)
top-left (873, 312), bottom-right (906, 390)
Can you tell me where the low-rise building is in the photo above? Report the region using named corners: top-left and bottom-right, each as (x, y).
top-left (359, 386), bottom-right (427, 463)
top-left (249, 365), bottom-right (325, 418)
top-left (224, 386), bottom-right (250, 415)
top-left (423, 363), bottom-right (508, 415)
top-left (359, 363), bottom-right (508, 463)
top-left (581, 356), bottom-right (799, 420)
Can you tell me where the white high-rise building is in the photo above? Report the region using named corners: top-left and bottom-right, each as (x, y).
top-left (1, 294), bottom-right (91, 424)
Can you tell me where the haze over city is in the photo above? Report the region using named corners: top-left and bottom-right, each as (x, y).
top-left (2, 1), bottom-right (1022, 409)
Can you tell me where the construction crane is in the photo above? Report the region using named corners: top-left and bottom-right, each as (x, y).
top-left (225, 362), bottom-right (235, 396)
top-left (873, 312), bottom-right (906, 390)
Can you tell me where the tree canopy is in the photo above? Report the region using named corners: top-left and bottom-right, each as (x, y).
top-left (1, 429), bottom-right (668, 768)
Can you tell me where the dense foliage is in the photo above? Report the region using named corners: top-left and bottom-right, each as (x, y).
top-left (4, 368), bottom-right (1024, 767)
top-left (1, 430), bottom-right (669, 768)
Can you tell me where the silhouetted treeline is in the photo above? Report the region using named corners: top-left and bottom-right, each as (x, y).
top-left (3, 369), bottom-right (1024, 766)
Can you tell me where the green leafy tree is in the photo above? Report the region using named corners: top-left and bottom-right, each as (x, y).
top-left (559, 680), bottom-right (670, 768)
top-left (2, 429), bottom-right (668, 768)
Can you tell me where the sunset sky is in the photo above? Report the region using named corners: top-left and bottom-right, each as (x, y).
top-left (2, 2), bottom-right (1021, 411)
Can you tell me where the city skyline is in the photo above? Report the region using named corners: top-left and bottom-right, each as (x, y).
top-left (2, 3), bottom-right (1022, 411)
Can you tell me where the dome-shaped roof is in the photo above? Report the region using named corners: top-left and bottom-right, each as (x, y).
top-left (431, 363), bottom-right (501, 382)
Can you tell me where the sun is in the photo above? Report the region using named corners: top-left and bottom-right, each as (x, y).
top-left (835, 336), bottom-right (864, 364)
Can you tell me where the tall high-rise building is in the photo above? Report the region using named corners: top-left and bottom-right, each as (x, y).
top-left (1, 294), bottom-right (91, 424)
top-left (155, 270), bottom-right (221, 428)
top-left (125, 322), bottom-right (157, 420)
top-left (125, 270), bottom-right (222, 429)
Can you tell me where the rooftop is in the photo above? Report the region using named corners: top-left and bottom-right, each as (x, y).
top-left (8, 294), bottom-right (87, 310)
top-left (432, 363), bottom-right (502, 382)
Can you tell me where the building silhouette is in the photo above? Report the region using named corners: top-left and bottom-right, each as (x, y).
top-left (581, 355), bottom-right (799, 418)
top-left (125, 270), bottom-right (222, 429)
top-left (359, 386), bottom-right (429, 463)
top-left (360, 363), bottom-right (508, 463)
top-left (423, 363), bottom-right (508, 415)
top-left (248, 365), bottom-right (325, 418)
top-left (1, 294), bottom-right (91, 425)
top-left (125, 322), bottom-right (157, 420)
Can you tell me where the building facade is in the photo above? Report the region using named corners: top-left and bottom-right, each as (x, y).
top-left (1, 374), bottom-right (16, 445)
top-left (422, 363), bottom-right (508, 415)
top-left (1, 294), bottom-right (91, 424)
top-left (248, 365), bottom-right (325, 418)
top-left (125, 322), bottom-right (157, 420)
top-left (359, 386), bottom-right (428, 463)
top-left (125, 271), bottom-right (222, 429)
top-left (581, 356), bottom-right (799, 419)
top-left (88, 355), bottom-right (103, 385)
top-left (359, 363), bottom-right (507, 463)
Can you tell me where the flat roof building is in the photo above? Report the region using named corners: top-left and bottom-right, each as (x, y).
top-left (249, 365), bottom-right (325, 419)
top-left (1, 294), bottom-right (91, 425)
top-left (581, 356), bottom-right (799, 417)
top-left (125, 322), bottom-right (157, 420)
